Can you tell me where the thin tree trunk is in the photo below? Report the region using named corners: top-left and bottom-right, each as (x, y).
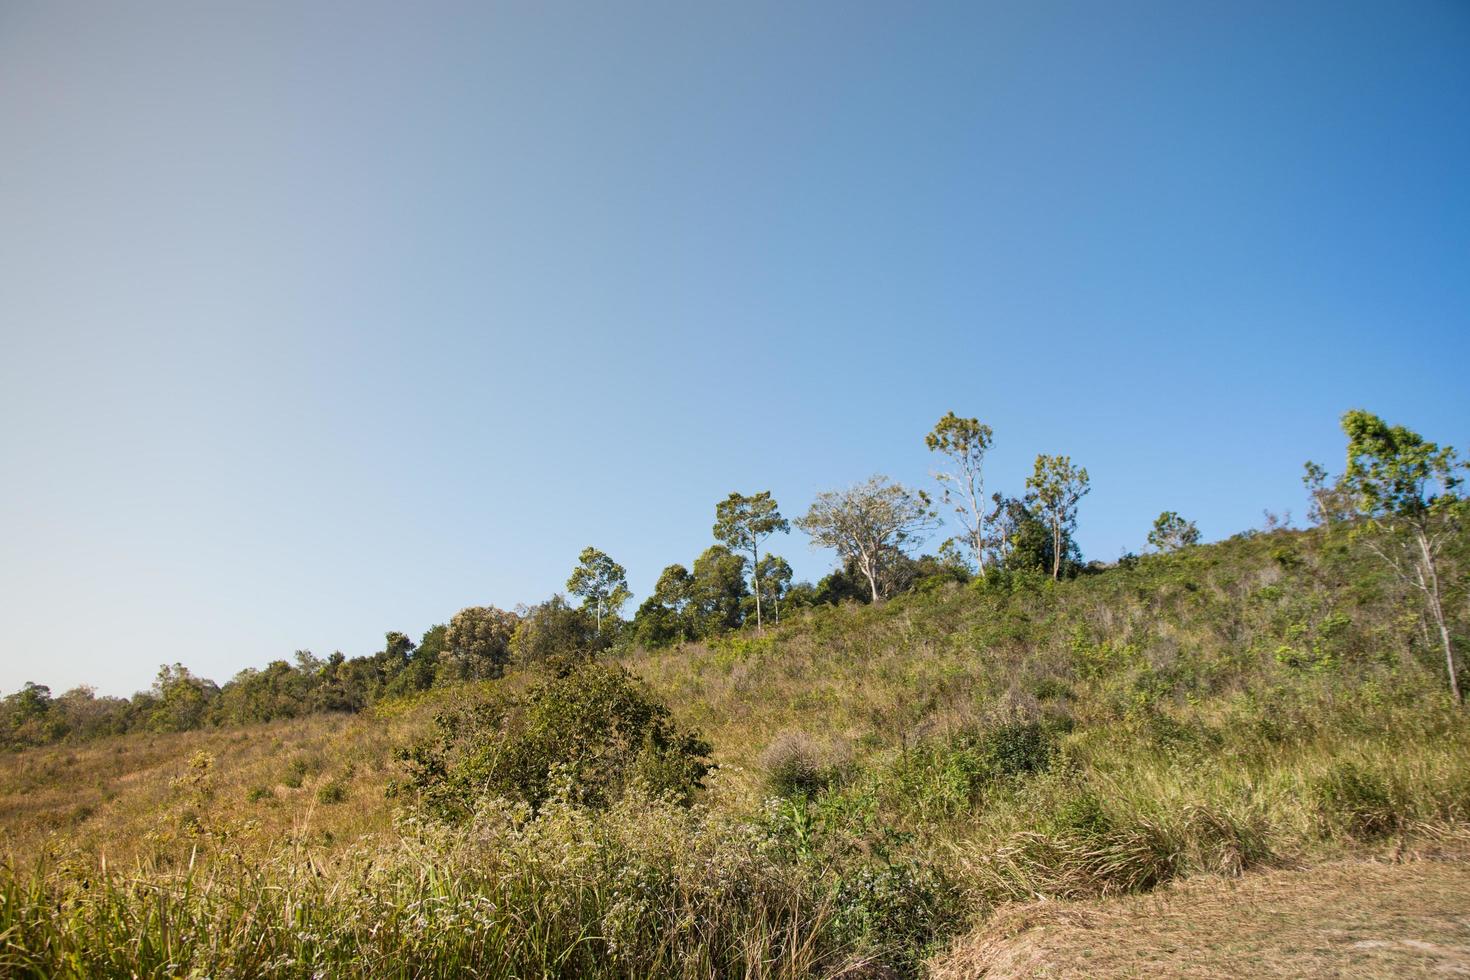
top-left (752, 542), bottom-right (762, 634)
top-left (967, 478), bottom-right (987, 579)
top-left (1418, 530), bottom-right (1461, 705)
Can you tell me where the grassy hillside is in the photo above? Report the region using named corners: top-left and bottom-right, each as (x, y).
top-left (1, 524), bottom-right (1467, 977)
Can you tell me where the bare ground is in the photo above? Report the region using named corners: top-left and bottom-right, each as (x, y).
top-left (931, 848), bottom-right (1470, 978)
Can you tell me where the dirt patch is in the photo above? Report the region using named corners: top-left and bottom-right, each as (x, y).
top-left (932, 850), bottom-right (1470, 978)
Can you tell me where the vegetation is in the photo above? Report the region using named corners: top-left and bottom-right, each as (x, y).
top-left (795, 475), bottom-right (939, 603)
top-left (926, 411), bottom-right (995, 576)
top-left (1148, 510), bottom-right (1200, 553)
top-left (713, 492), bottom-right (790, 633)
top-left (0, 408), bottom-right (1466, 977)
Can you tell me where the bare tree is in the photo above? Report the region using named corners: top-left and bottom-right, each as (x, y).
top-left (795, 475), bottom-right (938, 603)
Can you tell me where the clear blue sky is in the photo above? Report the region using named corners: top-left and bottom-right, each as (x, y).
top-left (2, 1), bottom-right (1467, 696)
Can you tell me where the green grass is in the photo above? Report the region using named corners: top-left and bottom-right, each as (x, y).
top-left (1, 524), bottom-right (1467, 977)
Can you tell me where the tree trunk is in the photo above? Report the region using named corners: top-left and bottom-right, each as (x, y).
top-left (1052, 521), bottom-right (1062, 580)
top-left (752, 543), bottom-right (762, 634)
top-left (1419, 530), bottom-right (1461, 705)
top-left (967, 481), bottom-right (987, 579)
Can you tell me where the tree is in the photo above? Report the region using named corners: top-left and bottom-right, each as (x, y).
top-left (1148, 511), bottom-right (1200, 552)
top-left (1338, 409), bottom-right (1465, 704)
top-left (713, 491), bottom-right (790, 632)
top-left (985, 493), bottom-right (1028, 568)
top-left (1025, 455), bottom-right (1090, 580)
top-left (566, 546), bottom-right (631, 632)
top-left (511, 595), bottom-right (603, 667)
top-left (148, 664), bottom-right (219, 733)
top-left (926, 412), bottom-right (995, 576)
top-left (689, 545), bottom-right (749, 637)
top-left (753, 553), bottom-right (794, 625)
top-left (1303, 460), bottom-right (1356, 527)
top-left (795, 475), bottom-right (938, 603)
top-left (445, 606), bottom-right (519, 681)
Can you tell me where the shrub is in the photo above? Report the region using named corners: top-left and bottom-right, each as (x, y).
top-left (393, 662), bottom-right (712, 821)
top-left (317, 767), bottom-right (354, 805)
top-left (761, 731), bottom-right (831, 798)
top-left (981, 721), bottom-right (1055, 778)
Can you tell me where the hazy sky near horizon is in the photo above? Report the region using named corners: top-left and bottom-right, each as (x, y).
top-left (2, 1), bottom-right (1467, 696)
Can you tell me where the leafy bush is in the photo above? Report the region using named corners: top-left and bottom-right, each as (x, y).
top-left (393, 662), bottom-right (712, 821)
top-left (982, 721), bottom-right (1056, 778)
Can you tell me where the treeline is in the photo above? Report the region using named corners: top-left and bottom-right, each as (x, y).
top-left (3, 408), bottom-right (1462, 749)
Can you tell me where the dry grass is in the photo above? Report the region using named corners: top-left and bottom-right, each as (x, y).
top-left (0, 703), bottom-right (430, 868)
top-left (932, 843), bottom-right (1470, 978)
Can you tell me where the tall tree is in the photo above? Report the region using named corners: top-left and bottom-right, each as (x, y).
top-left (754, 553), bottom-right (794, 625)
top-left (926, 412), bottom-right (995, 576)
top-left (1148, 511), bottom-right (1200, 552)
top-left (795, 475), bottom-right (937, 603)
top-left (712, 491), bottom-right (790, 632)
top-left (566, 546), bottom-right (632, 632)
top-left (1338, 410), bottom-right (1464, 704)
top-left (1025, 455), bottom-right (1091, 580)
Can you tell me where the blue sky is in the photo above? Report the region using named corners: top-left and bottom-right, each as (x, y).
top-left (2, 1), bottom-right (1467, 696)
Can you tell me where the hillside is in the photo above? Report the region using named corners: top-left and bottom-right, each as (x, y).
top-left (1, 523), bottom-right (1468, 977)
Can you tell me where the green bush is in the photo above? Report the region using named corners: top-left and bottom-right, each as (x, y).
top-left (981, 721), bottom-right (1056, 778)
top-left (393, 662), bottom-right (712, 821)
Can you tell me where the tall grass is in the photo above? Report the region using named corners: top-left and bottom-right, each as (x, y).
top-left (2, 524), bottom-right (1468, 976)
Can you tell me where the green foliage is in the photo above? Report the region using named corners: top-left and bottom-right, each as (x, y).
top-left (927, 411), bottom-right (995, 572)
top-left (6, 509), bottom-right (1470, 978)
top-left (510, 594), bottom-right (603, 667)
top-left (443, 605), bottom-right (519, 681)
top-left (148, 664), bottom-right (219, 733)
top-left (566, 546), bottom-right (632, 631)
top-left (1342, 409), bottom-right (1462, 521)
top-left (713, 491), bottom-right (790, 630)
top-left (796, 475), bottom-right (939, 603)
top-left (1148, 511), bottom-right (1201, 552)
top-left (1336, 409), bottom-right (1465, 703)
top-left (1025, 454), bottom-right (1091, 580)
top-left (633, 546), bottom-right (752, 645)
top-left (393, 662), bottom-right (712, 821)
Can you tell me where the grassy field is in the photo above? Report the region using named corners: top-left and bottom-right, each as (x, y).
top-left (1, 524), bottom-right (1467, 976)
